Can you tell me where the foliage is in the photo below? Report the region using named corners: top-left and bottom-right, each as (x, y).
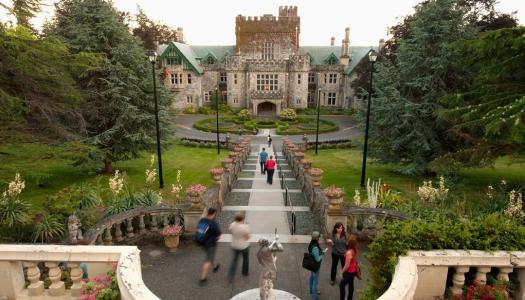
top-left (9, 0), bottom-right (42, 29)
top-left (32, 213), bottom-right (65, 243)
top-left (279, 108), bottom-right (297, 121)
top-left (237, 109), bottom-right (251, 121)
top-left (46, 0), bottom-right (173, 173)
top-left (0, 173), bottom-right (30, 227)
top-left (80, 269), bottom-right (119, 300)
top-left (0, 26), bottom-right (100, 137)
top-left (161, 224), bottom-right (182, 237)
top-left (504, 190), bottom-right (524, 222)
top-left (363, 214), bottom-right (525, 299)
top-left (452, 280), bottom-right (512, 300)
top-left (183, 105), bottom-right (196, 114)
top-left (131, 6), bottom-right (182, 50)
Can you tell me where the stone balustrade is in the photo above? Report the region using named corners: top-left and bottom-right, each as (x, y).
top-left (378, 250), bottom-right (525, 300)
top-left (0, 244), bottom-right (158, 300)
top-left (82, 205), bottom-right (184, 245)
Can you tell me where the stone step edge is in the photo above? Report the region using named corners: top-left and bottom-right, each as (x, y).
top-left (237, 178), bottom-right (297, 181)
top-left (218, 233), bottom-right (312, 244)
top-left (232, 189), bottom-right (301, 193)
top-left (222, 205), bottom-right (310, 212)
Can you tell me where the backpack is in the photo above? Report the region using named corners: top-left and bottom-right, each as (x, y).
top-left (195, 219), bottom-right (210, 245)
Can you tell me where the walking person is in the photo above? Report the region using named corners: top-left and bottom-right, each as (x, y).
top-left (308, 231), bottom-right (325, 300)
top-left (339, 238), bottom-right (359, 300)
top-left (237, 127), bottom-right (242, 136)
top-left (267, 134), bottom-right (272, 147)
top-left (259, 148), bottom-right (268, 175)
top-left (265, 155), bottom-right (276, 184)
top-left (227, 214), bottom-right (251, 282)
top-left (197, 208), bottom-right (222, 286)
top-left (326, 222), bottom-right (347, 285)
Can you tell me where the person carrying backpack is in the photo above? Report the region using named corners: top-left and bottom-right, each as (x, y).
top-left (196, 207), bottom-right (222, 286)
top-left (259, 148), bottom-right (268, 175)
top-left (267, 134), bottom-right (272, 147)
top-left (308, 231), bottom-right (325, 300)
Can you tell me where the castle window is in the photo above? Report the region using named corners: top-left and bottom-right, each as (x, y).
top-left (328, 92), bottom-right (336, 106)
top-left (233, 98), bottom-right (239, 104)
top-left (308, 93), bottom-right (314, 104)
top-left (171, 73), bottom-right (182, 85)
top-left (296, 99), bottom-right (301, 105)
top-left (204, 92), bottom-right (210, 102)
top-left (170, 74), bottom-right (175, 85)
top-left (187, 73), bottom-right (192, 84)
top-left (186, 95), bottom-right (193, 103)
top-left (308, 73), bottom-right (315, 84)
top-left (324, 74), bottom-right (327, 84)
top-left (206, 55), bottom-right (216, 65)
top-left (297, 74), bottom-right (301, 84)
top-left (256, 74), bottom-right (278, 91)
top-left (234, 74), bottom-right (238, 84)
top-left (262, 42), bottom-right (274, 60)
top-left (329, 73), bottom-right (337, 84)
top-left (166, 56), bottom-right (181, 65)
top-left (220, 72), bottom-right (227, 83)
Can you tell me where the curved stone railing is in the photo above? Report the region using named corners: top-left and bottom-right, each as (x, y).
top-left (378, 250), bottom-right (525, 300)
top-left (342, 206), bottom-right (410, 238)
top-left (0, 244), bottom-right (159, 300)
top-left (83, 205), bottom-right (185, 245)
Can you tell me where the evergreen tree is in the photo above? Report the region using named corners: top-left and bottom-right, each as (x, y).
top-left (46, 0), bottom-right (172, 173)
top-left (132, 6), bottom-right (180, 50)
top-left (364, 0), bottom-right (475, 175)
top-left (10, 0), bottom-right (42, 29)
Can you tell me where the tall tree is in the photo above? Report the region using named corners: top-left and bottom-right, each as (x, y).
top-left (46, 0), bottom-right (172, 173)
top-left (0, 26), bottom-right (99, 138)
top-left (132, 6), bottom-right (181, 50)
top-left (10, 0), bottom-right (42, 29)
top-left (363, 0), bottom-right (475, 175)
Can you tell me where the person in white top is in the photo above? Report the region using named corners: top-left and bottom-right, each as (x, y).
top-left (227, 214), bottom-right (251, 282)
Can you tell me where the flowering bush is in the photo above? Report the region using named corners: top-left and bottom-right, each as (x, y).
top-left (324, 186), bottom-right (344, 198)
top-left (161, 224), bottom-right (183, 237)
top-left (108, 170), bottom-right (125, 196)
top-left (0, 173), bottom-right (30, 227)
top-left (367, 178), bottom-right (381, 208)
top-left (451, 280), bottom-right (510, 300)
top-left (238, 109), bottom-right (251, 121)
top-left (280, 108), bottom-right (297, 121)
top-left (170, 170), bottom-right (183, 203)
top-left (417, 180), bottom-right (437, 203)
top-left (504, 190), bottom-right (524, 222)
top-left (210, 168), bottom-right (224, 176)
top-left (186, 184), bottom-right (207, 195)
top-left (80, 270), bottom-right (119, 300)
top-left (145, 155), bottom-right (157, 188)
top-left (353, 189), bottom-right (361, 207)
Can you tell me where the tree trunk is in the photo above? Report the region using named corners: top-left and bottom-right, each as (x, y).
top-left (104, 158), bottom-right (114, 174)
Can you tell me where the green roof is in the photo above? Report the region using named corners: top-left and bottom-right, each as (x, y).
top-left (158, 43), bottom-right (372, 75)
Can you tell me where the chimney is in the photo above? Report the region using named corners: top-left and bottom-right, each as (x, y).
top-left (379, 39), bottom-right (385, 51)
top-left (340, 27), bottom-right (351, 66)
top-left (176, 27), bottom-right (185, 44)
top-left (330, 37), bottom-right (335, 46)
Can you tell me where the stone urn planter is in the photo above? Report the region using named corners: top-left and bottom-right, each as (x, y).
top-left (294, 151), bottom-right (305, 160)
top-left (221, 158), bottom-right (233, 170)
top-left (186, 184), bottom-right (207, 209)
top-left (300, 159), bottom-right (312, 171)
top-left (210, 168), bottom-right (224, 184)
top-left (309, 168), bottom-right (324, 187)
top-left (324, 186), bottom-right (344, 212)
top-left (162, 225), bottom-right (183, 253)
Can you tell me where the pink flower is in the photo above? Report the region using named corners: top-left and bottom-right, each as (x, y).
top-left (88, 294), bottom-right (95, 300)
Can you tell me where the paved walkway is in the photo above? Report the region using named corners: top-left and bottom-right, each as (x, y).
top-left (141, 137), bottom-right (368, 299)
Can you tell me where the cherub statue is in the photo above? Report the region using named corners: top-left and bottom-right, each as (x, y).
top-left (67, 215), bottom-right (83, 244)
top-left (257, 235), bottom-right (284, 300)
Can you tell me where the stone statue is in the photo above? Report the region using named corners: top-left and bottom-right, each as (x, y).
top-left (67, 215), bottom-right (83, 244)
top-left (257, 235), bottom-right (284, 300)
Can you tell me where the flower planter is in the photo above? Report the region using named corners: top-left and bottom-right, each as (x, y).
top-left (294, 152), bottom-right (305, 160)
top-left (163, 234), bottom-right (180, 253)
top-left (300, 159), bottom-right (311, 171)
top-left (229, 151), bottom-right (239, 159)
top-left (309, 168), bottom-right (324, 187)
top-left (324, 186), bottom-right (344, 212)
top-left (210, 168), bottom-right (224, 184)
top-left (221, 158), bottom-right (233, 170)
top-left (189, 194), bottom-right (203, 209)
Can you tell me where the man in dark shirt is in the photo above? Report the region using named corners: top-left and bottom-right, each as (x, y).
top-left (199, 208), bottom-right (222, 285)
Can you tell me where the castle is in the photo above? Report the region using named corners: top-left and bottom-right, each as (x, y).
top-left (158, 6), bottom-right (372, 116)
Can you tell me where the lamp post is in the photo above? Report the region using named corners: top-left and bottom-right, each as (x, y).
top-left (147, 51), bottom-right (164, 189)
top-left (215, 88), bottom-right (220, 154)
top-left (315, 88), bottom-right (321, 155)
top-left (360, 49), bottom-right (378, 187)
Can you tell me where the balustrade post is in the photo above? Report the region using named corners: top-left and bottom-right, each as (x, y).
top-left (451, 266), bottom-right (470, 296)
top-left (162, 214), bottom-right (169, 228)
top-left (475, 266), bottom-right (491, 284)
top-left (496, 267), bottom-right (513, 281)
top-left (103, 226), bottom-right (113, 245)
top-left (139, 215), bottom-right (147, 234)
top-left (96, 234), bottom-right (103, 245)
top-left (69, 262), bottom-right (84, 297)
top-left (23, 262), bottom-right (44, 296)
top-left (126, 218), bottom-right (135, 238)
top-left (150, 214), bottom-right (158, 231)
top-left (46, 262), bottom-right (65, 296)
top-left (114, 222), bottom-right (123, 242)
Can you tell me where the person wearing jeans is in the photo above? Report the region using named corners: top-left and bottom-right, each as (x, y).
top-left (308, 231), bottom-right (324, 300)
top-left (339, 238), bottom-right (358, 300)
top-left (227, 214), bottom-right (251, 282)
top-left (259, 148), bottom-right (268, 175)
top-left (265, 155), bottom-right (276, 184)
top-left (326, 222), bottom-right (347, 285)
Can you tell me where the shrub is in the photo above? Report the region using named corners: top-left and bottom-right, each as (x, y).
top-left (183, 105), bottom-right (196, 114)
top-left (197, 106), bottom-right (214, 115)
top-left (280, 108), bottom-right (297, 121)
top-left (363, 214), bottom-right (525, 299)
top-left (237, 109), bottom-right (251, 121)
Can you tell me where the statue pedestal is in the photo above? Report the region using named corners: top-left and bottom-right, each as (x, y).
top-left (230, 289), bottom-right (300, 300)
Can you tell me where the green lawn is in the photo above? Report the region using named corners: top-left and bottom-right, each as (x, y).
top-left (306, 149), bottom-right (525, 203)
top-left (0, 142), bottom-right (227, 209)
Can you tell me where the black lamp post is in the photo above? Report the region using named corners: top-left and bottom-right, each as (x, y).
top-left (315, 88), bottom-right (321, 155)
top-left (215, 88), bottom-right (220, 154)
top-left (147, 51), bottom-right (164, 189)
top-left (360, 49), bottom-right (378, 187)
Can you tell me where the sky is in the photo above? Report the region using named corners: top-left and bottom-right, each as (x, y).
top-left (1, 0), bottom-right (524, 46)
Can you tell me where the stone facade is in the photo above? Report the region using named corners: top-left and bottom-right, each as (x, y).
top-left (159, 6), bottom-right (372, 116)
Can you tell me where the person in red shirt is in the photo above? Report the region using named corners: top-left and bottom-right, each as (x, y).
top-left (264, 155), bottom-right (276, 184)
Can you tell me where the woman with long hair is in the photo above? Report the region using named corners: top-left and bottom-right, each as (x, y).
top-left (339, 238), bottom-right (358, 300)
top-left (326, 222), bottom-right (347, 285)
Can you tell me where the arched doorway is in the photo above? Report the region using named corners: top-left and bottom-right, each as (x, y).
top-left (257, 102), bottom-right (276, 117)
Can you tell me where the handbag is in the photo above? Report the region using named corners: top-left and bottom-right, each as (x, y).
top-left (302, 252), bottom-right (321, 272)
top-left (355, 261), bottom-right (362, 280)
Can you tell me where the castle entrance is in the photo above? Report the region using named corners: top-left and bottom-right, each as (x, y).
top-left (257, 102), bottom-right (277, 117)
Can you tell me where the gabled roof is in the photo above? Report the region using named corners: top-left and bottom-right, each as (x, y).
top-left (159, 42), bottom-right (203, 74)
top-left (191, 46), bottom-right (235, 64)
top-left (345, 46), bottom-right (375, 75)
top-left (299, 46), bottom-right (373, 75)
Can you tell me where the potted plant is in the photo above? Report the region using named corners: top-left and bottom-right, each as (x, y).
top-left (161, 224), bottom-right (183, 252)
top-left (324, 186), bottom-right (344, 212)
top-left (300, 159), bottom-right (312, 171)
top-left (309, 168), bottom-right (324, 187)
top-left (221, 158), bottom-right (233, 170)
top-left (186, 184), bottom-right (207, 209)
top-left (210, 168), bottom-right (224, 182)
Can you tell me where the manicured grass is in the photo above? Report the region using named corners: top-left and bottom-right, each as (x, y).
top-left (306, 148), bottom-right (525, 203)
top-left (0, 142), bottom-right (227, 209)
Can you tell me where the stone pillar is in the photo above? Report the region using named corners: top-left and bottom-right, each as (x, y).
top-left (0, 261), bottom-right (25, 299)
top-left (24, 261), bottom-right (44, 296)
top-left (69, 262), bottom-right (84, 297)
top-left (475, 266), bottom-right (491, 284)
top-left (451, 266), bottom-right (469, 296)
top-left (184, 208), bottom-right (206, 235)
top-left (515, 268), bottom-right (525, 300)
top-left (46, 262), bottom-right (65, 296)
